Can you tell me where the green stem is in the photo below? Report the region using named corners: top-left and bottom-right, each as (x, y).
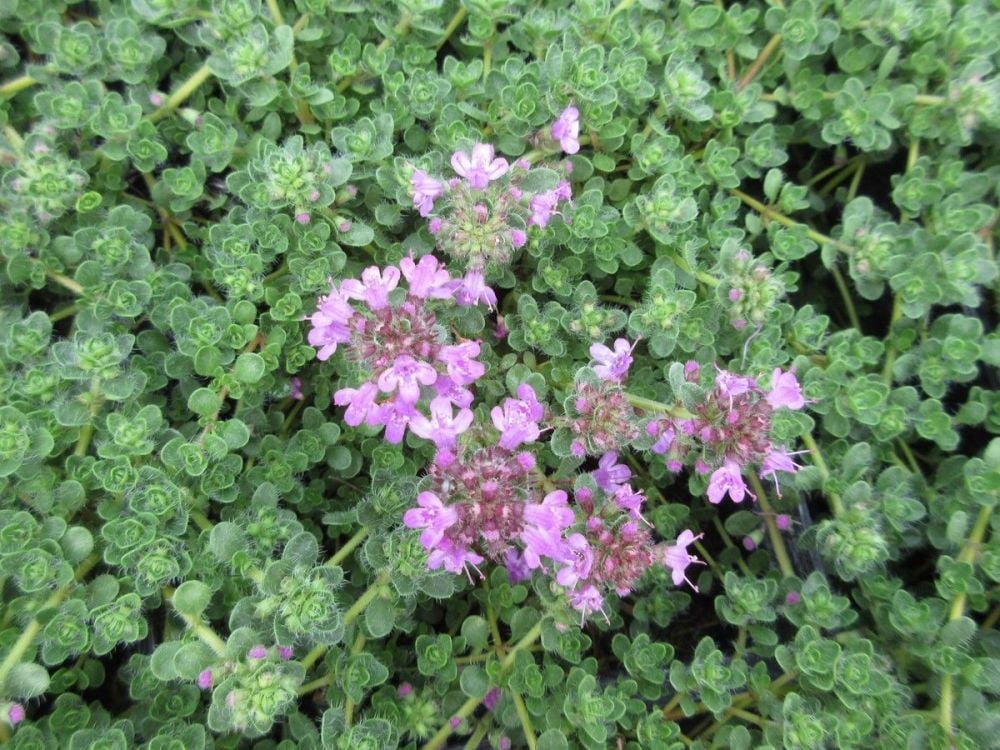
top-left (484, 592), bottom-right (536, 750)
top-left (164, 587), bottom-right (228, 656)
top-left (74, 378), bottom-right (103, 457)
top-left (326, 527), bottom-right (370, 568)
top-left (736, 34), bottom-right (782, 92)
top-left (265, 0), bottom-right (285, 25)
top-left (0, 552), bottom-right (101, 687)
top-left (940, 504), bottom-right (992, 738)
top-left (623, 391), bottom-right (694, 419)
top-left (710, 516), bottom-right (754, 578)
top-left (800, 433), bottom-right (845, 517)
top-left (422, 621), bottom-right (544, 750)
top-left (297, 673), bottom-right (334, 696)
top-left (47, 270), bottom-right (84, 296)
top-left (149, 64), bottom-right (213, 123)
top-left (830, 264), bottom-right (861, 331)
top-left (435, 6), bottom-right (468, 49)
top-left (731, 188), bottom-right (852, 254)
top-left (882, 295), bottom-right (903, 383)
top-left (301, 571), bottom-right (390, 669)
top-left (463, 717), bottom-right (491, 750)
top-left (0, 74), bottom-right (36, 98)
top-left (599, 294), bottom-right (637, 308)
top-left (48, 303), bottom-right (79, 323)
top-left (748, 475), bottom-right (795, 578)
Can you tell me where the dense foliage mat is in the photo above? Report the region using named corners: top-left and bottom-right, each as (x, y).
top-left (0, 1), bottom-right (998, 749)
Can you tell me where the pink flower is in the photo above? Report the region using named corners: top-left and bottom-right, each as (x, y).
top-left (399, 253), bottom-right (455, 299)
top-left (528, 182), bottom-right (571, 228)
top-left (248, 644), bottom-right (267, 660)
top-left (7, 703), bottom-right (25, 726)
top-left (568, 585), bottom-right (607, 624)
top-left (411, 169), bottom-right (446, 216)
top-left (450, 144), bottom-right (509, 189)
top-left (612, 484), bottom-right (648, 523)
top-left (663, 530), bottom-right (704, 591)
top-left (290, 377), bottom-right (303, 400)
top-left (520, 525), bottom-right (566, 570)
top-left (766, 368), bottom-right (805, 410)
top-left (593, 451), bottom-right (631, 491)
top-left (333, 382), bottom-right (380, 427)
top-left (404, 490), bottom-right (459, 548)
top-left (454, 270), bottom-right (497, 309)
top-left (504, 548), bottom-right (532, 583)
top-left (398, 682), bottom-right (413, 698)
top-left (785, 591), bottom-right (801, 605)
top-left (295, 211), bottom-right (311, 224)
top-left (409, 396), bottom-right (474, 449)
top-left (483, 688), bottom-right (502, 711)
top-left (341, 265), bottom-right (401, 310)
top-left (714, 369), bottom-right (757, 399)
top-left (589, 338), bottom-right (636, 382)
top-left (523, 489), bottom-right (575, 533)
top-left (429, 217), bottom-right (443, 234)
top-left (375, 399), bottom-right (419, 443)
top-left (427, 537), bottom-right (484, 578)
top-left (433, 374), bottom-right (475, 408)
top-left (551, 105), bottom-right (581, 154)
top-left (759, 448), bottom-right (801, 497)
top-left (555, 533), bottom-right (593, 588)
top-left (197, 669), bottom-right (213, 690)
top-left (278, 646), bottom-right (294, 660)
top-left (377, 355), bottom-right (438, 403)
top-left (510, 228), bottom-right (527, 248)
top-left (307, 285), bottom-right (354, 360)
top-left (491, 384), bottom-right (544, 450)
top-left (437, 341), bottom-right (485, 386)
top-left (707, 460), bottom-right (754, 504)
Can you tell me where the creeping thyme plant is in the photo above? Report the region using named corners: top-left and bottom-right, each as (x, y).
top-left (1, 1), bottom-right (999, 749)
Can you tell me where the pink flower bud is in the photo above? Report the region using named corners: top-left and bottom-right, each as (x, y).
top-left (7, 704), bottom-right (25, 725)
top-left (429, 217), bottom-right (443, 234)
top-left (338, 221), bottom-right (352, 233)
top-left (516, 452), bottom-right (536, 472)
top-left (728, 288), bottom-right (743, 302)
top-left (732, 319), bottom-right (747, 330)
top-left (149, 92), bottom-right (164, 107)
top-left (295, 212), bottom-right (311, 224)
top-left (473, 203), bottom-right (488, 223)
top-left (570, 440), bottom-right (586, 458)
top-left (483, 688), bottom-right (501, 710)
top-left (575, 486), bottom-right (593, 504)
top-left (775, 514), bottom-right (792, 531)
top-left (785, 591), bottom-right (801, 605)
top-left (278, 646), bottom-right (294, 660)
top-left (667, 459), bottom-right (683, 472)
top-left (450, 716), bottom-right (462, 729)
top-left (511, 228), bottom-right (527, 248)
top-left (742, 536), bottom-right (757, 551)
top-left (398, 683), bottom-right (413, 698)
top-left (248, 645), bottom-right (267, 660)
top-left (308, 190), bottom-right (320, 202)
top-left (198, 670), bottom-right (213, 690)
top-left (500, 737), bottom-right (512, 750)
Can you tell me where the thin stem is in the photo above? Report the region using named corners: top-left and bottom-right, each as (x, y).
top-left (0, 552), bottom-right (100, 688)
top-left (748, 475), bottom-right (795, 578)
top-left (0, 74), bottom-right (35, 98)
top-left (297, 673), bottom-right (334, 696)
top-left (435, 6), bottom-right (468, 49)
top-left (940, 504), bottom-right (992, 738)
top-left (882, 295), bottom-right (903, 384)
top-left (736, 34), bottom-right (782, 92)
top-left (149, 64), bottom-right (213, 123)
top-left (800, 432), bottom-right (845, 517)
top-left (48, 303), bottom-right (79, 323)
top-left (830, 264), bottom-right (861, 331)
top-left (74, 378), bottom-right (103, 457)
top-left (422, 621), bottom-right (544, 750)
top-left (265, 0), bottom-right (285, 25)
top-left (47, 270), bottom-right (84, 296)
top-left (731, 189), bottom-right (852, 254)
top-left (164, 587), bottom-right (228, 656)
top-left (326, 527), bottom-right (370, 567)
top-left (710, 516), bottom-right (754, 578)
top-left (623, 392), bottom-right (694, 419)
top-left (300, 571), bottom-right (390, 669)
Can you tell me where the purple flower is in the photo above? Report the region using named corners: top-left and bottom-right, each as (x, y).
top-left (377, 355), bottom-right (438, 403)
top-left (523, 489), bottom-right (574, 533)
top-left (663, 529), bottom-right (704, 591)
top-left (248, 644), bottom-right (267, 660)
top-left (568, 584), bottom-right (607, 624)
top-left (450, 143), bottom-right (509, 189)
top-left (409, 397), bottom-right (474, 449)
top-left (593, 451), bottom-right (631, 491)
top-left (7, 703), bottom-right (25, 726)
top-left (528, 187), bottom-right (564, 228)
top-left (307, 285), bottom-right (354, 360)
top-left (427, 537), bottom-right (485, 578)
top-left (341, 265), bottom-right (400, 310)
top-left (551, 105), bottom-right (581, 154)
top-left (333, 382), bottom-right (380, 426)
top-left (450, 716), bottom-right (462, 729)
top-left (437, 341), bottom-right (485, 386)
top-left (398, 682), bottom-right (413, 698)
top-left (714, 369), bottom-right (757, 399)
top-left (429, 217), bottom-right (443, 234)
top-left (766, 368), bottom-right (805, 410)
top-left (454, 270), bottom-right (497, 309)
top-left (759, 448), bottom-right (801, 497)
top-left (555, 533), bottom-right (593, 589)
top-left (785, 591), bottom-right (801, 605)
top-left (290, 377), bottom-right (303, 400)
top-left (433, 374), bottom-right (475, 408)
top-left (776, 514), bottom-right (792, 531)
top-left (295, 211), bottom-right (311, 224)
top-left (504, 548), bottom-right (532, 583)
top-left (483, 688), bottom-right (502, 711)
top-left (510, 228), bottom-right (527, 248)
top-left (520, 525), bottom-right (567, 570)
top-left (278, 646), bottom-right (294, 660)
top-left (491, 384), bottom-right (544, 450)
top-left (374, 398), bottom-right (419, 443)
top-left (707, 460), bottom-right (753, 504)
top-left (612, 483), bottom-right (648, 523)
top-left (589, 338), bottom-right (636, 382)
top-left (399, 254), bottom-right (455, 299)
top-left (403, 490), bottom-right (459, 548)
top-left (411, 169), bottom-right (446, 216)
top-left (197, 669), bottom-right (213, 690)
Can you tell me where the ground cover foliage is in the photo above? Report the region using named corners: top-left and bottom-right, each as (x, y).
top-left (0, 0), bottom-right (998, 748)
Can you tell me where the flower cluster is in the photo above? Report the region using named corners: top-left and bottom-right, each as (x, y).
top-left (307, 255), bottom-right (491, 446)
top-left (402, 371), bottom-right (703, 622)
top-left (645, 363), bottom-right (806, 503)
top-left (409, 107), bottom-right (579, 273)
